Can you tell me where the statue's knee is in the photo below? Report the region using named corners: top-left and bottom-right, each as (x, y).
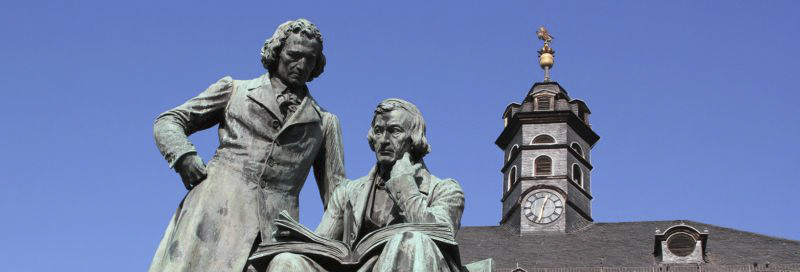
top-left (266, 253), bottom-right (304, 270)
top-left (272, 252), bottom-right (302, 263)
top-left (388, 230), bottom-right (412, 243)
top-left (388, 231), bottom-right (433, 246)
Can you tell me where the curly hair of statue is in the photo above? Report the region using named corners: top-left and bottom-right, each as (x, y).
top-left (260, 18), bottom-right (326, 81)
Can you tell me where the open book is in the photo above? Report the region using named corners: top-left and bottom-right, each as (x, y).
top-left (248, 211), bottom-right (459, 268)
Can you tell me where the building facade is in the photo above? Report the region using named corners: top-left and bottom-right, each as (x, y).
top-left (455, 81), bottom-right (800, 272)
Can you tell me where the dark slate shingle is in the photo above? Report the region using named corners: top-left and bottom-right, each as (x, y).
top-left (456, 220), bottom-right (800, 269)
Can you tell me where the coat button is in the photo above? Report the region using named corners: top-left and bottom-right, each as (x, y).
top-left (271, 120), bottom-right (281, 129)
top-left (395, 192), bottom-right (402, 199)
top-left (260, 181), bottom-right (266, 189)
top-left (267, 158), bottom-right (275, 166)
top-left (350, 232), bottom-right (356, 239)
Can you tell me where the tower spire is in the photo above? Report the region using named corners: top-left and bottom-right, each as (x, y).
top-left (536, 26), bottom-right (555, 82)
top-left (497, 27), bottom-right (599, 235)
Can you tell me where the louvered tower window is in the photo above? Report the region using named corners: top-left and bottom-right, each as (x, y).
top-left (534, 156), bottom-right (552, 176)
top-left (535, 95), bottom-right (553, 111)
top-left (531, 134), bottom-right (555, 144)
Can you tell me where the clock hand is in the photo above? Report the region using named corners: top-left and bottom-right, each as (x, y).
top-left (537, 194), bottom-right (550, 223)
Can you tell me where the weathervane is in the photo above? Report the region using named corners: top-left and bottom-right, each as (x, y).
top-left (536, 26), bottom-right (555, 82)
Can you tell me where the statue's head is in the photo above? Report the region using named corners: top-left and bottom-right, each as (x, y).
top-left (261, 19), bottom-right (326, 87)
top-left (367, 99), bottom-right (431, 167)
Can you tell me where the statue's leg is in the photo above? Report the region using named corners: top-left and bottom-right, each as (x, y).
top-left (264, 253), bottom-right (328, 272)
top-left (243, 263), bottom-right (259, 272)
top-left (243, 235), bottom-right (264, 272)
top-left (371, 231), bottom-right (454, 272)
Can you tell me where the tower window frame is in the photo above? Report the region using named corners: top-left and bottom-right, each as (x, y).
top-left (571, 163), bottom-right (583, 187)
top-left (570, 142), bottom-right (584, 158)
top-left (508, 144), bottom-right (520, 162)
top-left (534, 155), bottom-right (552, 176)
top-left (508, 166), bottom-right (518, 192)
top-left (531, 134), bottom-right (556, 145)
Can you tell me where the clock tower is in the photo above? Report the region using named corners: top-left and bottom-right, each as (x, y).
top-left (497, 27), bottom-right (599, 235)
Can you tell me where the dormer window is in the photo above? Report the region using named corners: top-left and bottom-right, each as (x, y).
top-left (667, 233), bottom-right (696, 257)
top-left (534, 95), bottom-right (554, 111)
top-left (655, 225), bottom-right (708, 264)
top-left (502, 103), bottom-right (520, 128)
top-left (531, 134), bottom-right (555, 144)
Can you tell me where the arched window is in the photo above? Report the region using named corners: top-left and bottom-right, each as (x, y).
top-left (572, 164), bottom-right (583, 186)
top-left (570, 142), bottom-right (584, 158)
top-left (531, 134), bottom-right (555, 144)
top-left (508, 166), bottom-right (517, 191)
top-left (534, 156), bottom-right (552, 176)
top-left (508, 144), bottom-right (520, 162)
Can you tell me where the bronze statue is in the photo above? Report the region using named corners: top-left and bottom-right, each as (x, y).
top-left (258, 99), bottom-right (466, 272)
top-left (149, 19), bottom-right (345, 272)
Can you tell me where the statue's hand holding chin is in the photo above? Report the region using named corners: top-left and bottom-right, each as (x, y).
top-left (175, 153), bottom-right (208, 190)
top-left (388, 153), bottom-right (422, 183)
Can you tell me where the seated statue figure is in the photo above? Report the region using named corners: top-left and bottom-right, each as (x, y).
top-left (265, 98), bottom-right (465, 272)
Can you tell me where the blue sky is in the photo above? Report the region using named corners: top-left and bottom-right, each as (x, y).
top-left (1, 1), bottom-right (799, 271)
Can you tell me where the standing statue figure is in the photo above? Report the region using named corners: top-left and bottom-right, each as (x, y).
top-left (262, 99), bottom-right (465, 272)
top-left (149, 19), bottom-right (345, 272)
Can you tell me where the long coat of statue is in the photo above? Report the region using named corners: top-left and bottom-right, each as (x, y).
top-left (265, 165), bottom-right (465, 272)
top-left (149, 74), bottom-right (345, 272)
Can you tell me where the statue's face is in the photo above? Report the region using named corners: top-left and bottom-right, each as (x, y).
top-left (371, 110), bottom-right (413, 167)
top-left (276, 33), bottom-right (320, 88)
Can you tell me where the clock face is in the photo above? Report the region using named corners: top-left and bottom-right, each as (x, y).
top-left (523, 190), bottom-right (564, 224)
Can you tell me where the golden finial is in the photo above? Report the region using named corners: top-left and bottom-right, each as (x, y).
top-left (536, 26), bottom-right (555, 82)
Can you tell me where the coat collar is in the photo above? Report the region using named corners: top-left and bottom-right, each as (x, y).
top-left (246, 74), bottom-right (281, 120)
top-left (281, 92), bottom-right (322, 131)
top-left (246, 74), bottom-right (321, 127)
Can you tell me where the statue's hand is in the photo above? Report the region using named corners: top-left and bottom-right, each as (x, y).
top-left (389, 153), bottom-right (422, 180)
top-left (175, 153), bottom-right (207, 190)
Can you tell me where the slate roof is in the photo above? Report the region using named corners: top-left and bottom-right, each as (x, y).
top-left (456, 220), bottom-right (800, 270)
